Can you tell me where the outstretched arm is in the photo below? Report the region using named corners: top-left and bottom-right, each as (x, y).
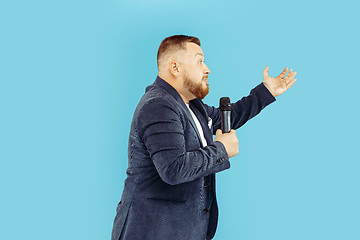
top-left (204, 66), bottom-right (297, 133)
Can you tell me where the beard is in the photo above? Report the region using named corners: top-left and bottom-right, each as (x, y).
top-left (183, 72), bottom-right (209, 100)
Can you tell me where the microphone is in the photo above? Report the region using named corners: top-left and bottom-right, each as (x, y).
top-left (219, 97), bottom-right (231, 133)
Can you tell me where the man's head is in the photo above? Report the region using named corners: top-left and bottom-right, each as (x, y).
top-left (157, 35), bottom-right (211, 102)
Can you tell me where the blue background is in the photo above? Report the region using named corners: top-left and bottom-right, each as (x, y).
top-left (1, 0), bottom-right (359, 239)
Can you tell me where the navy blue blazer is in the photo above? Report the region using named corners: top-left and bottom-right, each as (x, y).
top-left (111, 76), bottom-right (276, 240)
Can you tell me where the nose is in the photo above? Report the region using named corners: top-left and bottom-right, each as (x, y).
top-left (203, 63), bottom-right (210, 74)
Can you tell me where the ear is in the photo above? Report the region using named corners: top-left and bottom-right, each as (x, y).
top-left (169, 60), bottom-right (181, 77)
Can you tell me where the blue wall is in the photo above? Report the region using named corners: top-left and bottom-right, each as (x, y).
top-left (1, 0), bottom-right (359, 239)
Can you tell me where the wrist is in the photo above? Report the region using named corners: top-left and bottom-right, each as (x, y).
top-left (263, 81), bottom-right (277, 97)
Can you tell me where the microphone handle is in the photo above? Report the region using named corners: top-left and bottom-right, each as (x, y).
top-left (221, 110), bottom-right (231, 133)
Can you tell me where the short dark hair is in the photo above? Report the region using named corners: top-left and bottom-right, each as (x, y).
top-left (157, 35), bottom-right (201, 70)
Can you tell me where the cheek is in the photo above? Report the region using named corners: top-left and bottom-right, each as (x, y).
top-left (196, 65), bottom-right (204, 76)
top-left (187, 64), bottom-right (203, 79)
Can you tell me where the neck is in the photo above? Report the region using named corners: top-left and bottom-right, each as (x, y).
top-left (158, 72), bottom-right (195, 104)
top-left (179, 92), bottom-right (191, 104)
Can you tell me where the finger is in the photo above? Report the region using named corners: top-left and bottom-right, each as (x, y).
top-left (226, 129), bottom-right (235, 135)
top-left (288, 68), bottom-right (293, 76)
top-left (284, 69), bottom-right (292, 83)
top-left (285, 71), bottom-right (297, 84)
top-left (263, 66), bottom-right (269, 78)
top-left (286, 78), bottom-right (297, 89)
top-left (277, 67), bottom-right (288, 79)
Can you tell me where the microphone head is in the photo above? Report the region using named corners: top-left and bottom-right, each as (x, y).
top-left (219, 97), bottom-right (231, 111)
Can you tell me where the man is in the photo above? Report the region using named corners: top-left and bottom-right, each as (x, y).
top-left (111, 35), bottom-right (297, 240)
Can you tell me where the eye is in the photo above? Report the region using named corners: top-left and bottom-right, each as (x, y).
top-left (199, 60), bottom-right (203, 64)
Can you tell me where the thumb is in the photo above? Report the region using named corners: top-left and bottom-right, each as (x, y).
top-left (263, 66), bottom-right (269, 78)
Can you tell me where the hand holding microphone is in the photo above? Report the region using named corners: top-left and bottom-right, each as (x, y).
top-left (214, 97), bottom-right (239, 158)
top-left (214, 129), bottom-right (239, 158)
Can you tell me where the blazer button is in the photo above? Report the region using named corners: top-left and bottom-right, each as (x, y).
top-left (203, 208), bottom-right (209, 214)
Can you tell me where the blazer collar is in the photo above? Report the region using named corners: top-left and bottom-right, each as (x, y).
top-left (152, 76), bottom-right (185, 106)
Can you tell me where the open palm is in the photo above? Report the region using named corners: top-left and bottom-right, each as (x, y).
top-left (263, 66), bottom-right (297, 97)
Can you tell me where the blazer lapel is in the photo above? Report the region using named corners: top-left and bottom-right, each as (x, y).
top-left (189, 101), bottom-right (213, 144)
top-left (184, 105), bottom-right (203, 145)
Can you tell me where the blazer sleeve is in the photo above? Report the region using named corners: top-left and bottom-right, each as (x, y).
top-left (204, 82), bottom-right (276, 135)
top-left (138, 98), bottom-right (230, 186)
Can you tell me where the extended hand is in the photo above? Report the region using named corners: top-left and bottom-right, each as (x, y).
top-left (262, 66), bottom-right (297, 97)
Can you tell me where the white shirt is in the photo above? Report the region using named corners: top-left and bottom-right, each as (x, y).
top-left (185, 103), bottom-right (207, 147)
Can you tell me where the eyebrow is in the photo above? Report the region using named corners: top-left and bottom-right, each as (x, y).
top-left (195, 53), bottom-right (204, 57)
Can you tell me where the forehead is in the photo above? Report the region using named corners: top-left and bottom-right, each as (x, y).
top-left (185, 42), bottom-right (204, 56)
